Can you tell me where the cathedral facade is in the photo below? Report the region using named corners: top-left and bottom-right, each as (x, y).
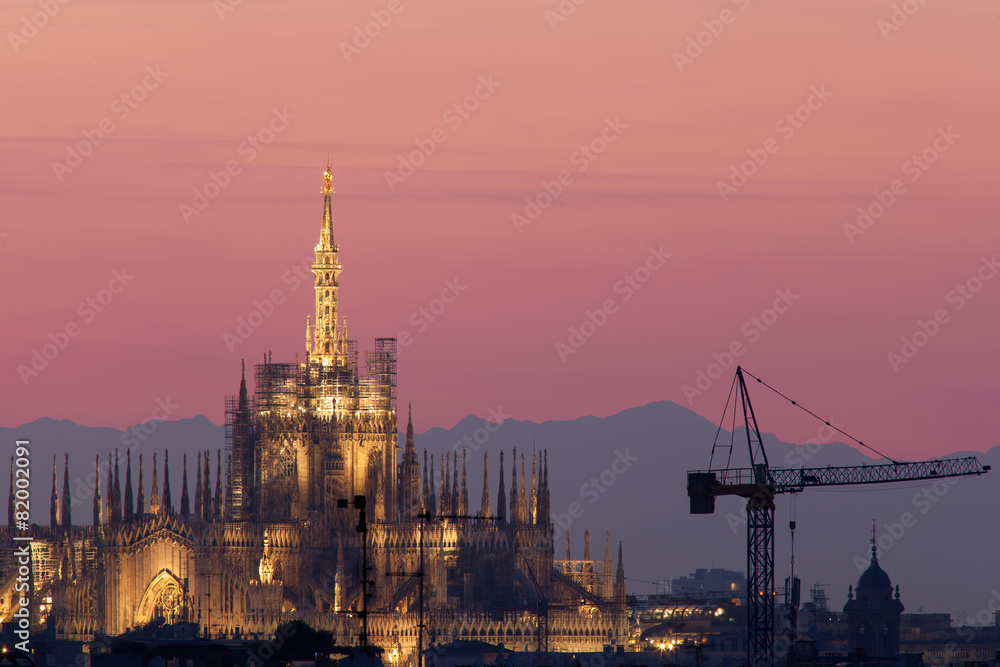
top-left (0, 165), bottom-right (628, 662)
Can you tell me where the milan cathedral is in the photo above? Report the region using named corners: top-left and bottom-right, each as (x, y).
top-left (0, 165), bottom-right (627, 662)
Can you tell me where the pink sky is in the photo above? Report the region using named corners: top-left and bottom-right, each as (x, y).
top-left (2, 0), bottom-right (998, 461)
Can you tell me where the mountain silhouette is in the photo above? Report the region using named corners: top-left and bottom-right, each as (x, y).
top-left (4, 400), bottom-right (995, 622)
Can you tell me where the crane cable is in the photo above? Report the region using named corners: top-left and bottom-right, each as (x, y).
top-left (707, 374), bottom-right (739, 472)
top-left (739, 368), bottom-right (898, 465)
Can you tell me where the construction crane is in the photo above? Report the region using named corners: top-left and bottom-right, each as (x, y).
top-left (687, 366), bottom-right (990, 667)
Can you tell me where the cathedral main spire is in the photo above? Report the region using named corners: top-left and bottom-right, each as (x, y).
top-left (321, 161), bottom-right (334, 247)
top-left (309, 162), bottom-right (344, 363)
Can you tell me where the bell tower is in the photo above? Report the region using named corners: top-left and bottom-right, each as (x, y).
top-left (844, 525), bottom-right (904, 659)
top-left (308, 162), bottom-right (344, 365)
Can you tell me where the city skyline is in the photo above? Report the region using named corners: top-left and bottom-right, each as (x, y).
top-left (3, 0), bottom-right (998, 463)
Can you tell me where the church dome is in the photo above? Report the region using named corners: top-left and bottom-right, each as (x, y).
top-left (857, 550), bottom-right (892, 590)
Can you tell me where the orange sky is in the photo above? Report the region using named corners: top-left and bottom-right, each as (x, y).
top-left (1, 0), bottom-right (998, 460)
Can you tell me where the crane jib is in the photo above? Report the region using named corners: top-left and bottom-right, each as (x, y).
top-left (688, 456), bottom-right (989, 514)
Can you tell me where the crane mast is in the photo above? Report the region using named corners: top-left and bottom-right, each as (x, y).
top-left (687, 366), bottom-right (990, 667)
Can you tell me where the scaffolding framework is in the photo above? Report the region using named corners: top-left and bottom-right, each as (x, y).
top-left (224, 394), bottom-right (255, 519)
top-left (254, 362), bottom-right (300, 413)
top-left (224, 337), bottom-right (398, 520)
top-left (363, 337), bottom-right (397, 412)
top-left (342, 339), bottom-right (359, 378)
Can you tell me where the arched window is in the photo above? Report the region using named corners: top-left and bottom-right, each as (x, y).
top-left (858, 621), bottom-right (873, 655)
